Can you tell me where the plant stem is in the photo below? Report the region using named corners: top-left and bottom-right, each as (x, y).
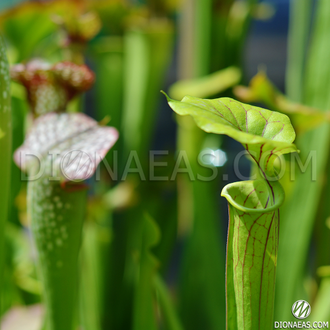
top-left (92, 36), bottom-right (124, 165)
top-left (0, 34), bottom-right (11, 316)
top-left (194, 0), bottom-right (212, 77)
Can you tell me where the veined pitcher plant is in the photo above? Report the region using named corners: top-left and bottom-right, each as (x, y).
top-left (164, 92), bottom-right (298, 330)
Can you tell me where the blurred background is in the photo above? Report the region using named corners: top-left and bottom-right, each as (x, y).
top-left (1, 0), bottom-right (330, 329)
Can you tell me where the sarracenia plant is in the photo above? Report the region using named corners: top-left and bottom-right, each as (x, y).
top-left (14, 113), bottom-right (118, 330)
top-left (164, 93), bottom-right (298, 329)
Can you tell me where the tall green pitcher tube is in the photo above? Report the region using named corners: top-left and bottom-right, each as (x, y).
top-left (222, 180), bottom-right (284, 330)
top-left (28, 176), bottom-right (87, 330)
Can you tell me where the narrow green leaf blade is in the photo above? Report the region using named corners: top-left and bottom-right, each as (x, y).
top-left (154, 274), bottom-right (184, 330)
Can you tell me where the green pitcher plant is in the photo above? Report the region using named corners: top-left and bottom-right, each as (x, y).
top-left (164, 92), bottom-right (298, 330)
top-left (14, 112), bottom-right (118, 330)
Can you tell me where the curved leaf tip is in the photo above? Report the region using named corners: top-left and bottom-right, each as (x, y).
top-left (161, 90), bottom-right (171, 102)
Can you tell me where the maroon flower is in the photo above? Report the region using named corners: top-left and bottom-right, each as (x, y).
top-left (11, 59), bottom-right (95, 117)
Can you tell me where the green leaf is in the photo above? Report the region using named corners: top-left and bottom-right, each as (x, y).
top-left (221, 179), bottom-right (284, 330)
top-left (0, 2), bottom-right (57, 61)
top-left (0, 34), bottom-right (11, 314)
top-left (91, 36), bottom-right (124, 165)
top-left (80, 221), bottom-right (106, 330)
top-left (90, 37), bottom-right (123, 124)
top-left (164, 93), bottom-right (297, 176)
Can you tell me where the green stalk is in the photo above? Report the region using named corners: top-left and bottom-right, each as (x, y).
top-left (194, 0), bottom-right (212, 77)
top-left (92, 36), bottom-right (123, 133)
top-left (80, 221), bottom-right (105, 330)
top-left (92, 36), bottom-right (124, 169)
top-left (276, 0), bottom-right (330, 320)
top-left (0, 34), bottom-right (11, 316)
top-left (286, 0), bottom-right (312, 102)
top-left (28, 177), bottom-right (87, 330)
